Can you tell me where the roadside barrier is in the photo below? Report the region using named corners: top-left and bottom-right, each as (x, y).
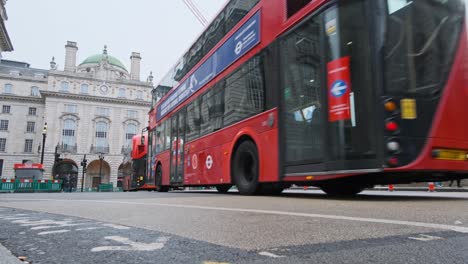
top-left (15, 179), bottom-right (34, 193)
top-left (0, 179), bottom-right (62, 193)
top-left (0, 179), bottom-right (16, 193)
top-left (98, 183), bottom-right (114, 192)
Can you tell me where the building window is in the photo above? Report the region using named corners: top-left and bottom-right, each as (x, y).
top-left (0, 159), bottom-right (3, 176)
top-left (4, 84), bottom-right (12, 94)
top-left (80, 84), bottom-right (89, 94)
top-left (31, 86), bottom-right (40, 96)
top-left (127, 110), bottom-right (138, 118)
top-left (24, 139), bottom-right (33, 153)
top-left (2, 105), bottom-right (10, 113)
top-left (0, 120), bottom-right (8, 131)
top-left (95, 122), bottom-right (108, 148)
top-left (0, 138), bottom-right (6, 152)
top-left (125, 123), bottom-right (137, 146)
top-left (26, 121), bottom-right (35, 133)
top-left (62, 119), bottom-right (76, 146)
top-left (60, 81), bottom-right (69, 92)
top-left (96, 107), bottom-right (110, 116)
top-left (118, 88), bottom-right (126, 98)
top-left (28, 107), bottom-right (37, 116)
top-left (136, 90), bottom-right (143, 100)
top-left (64, 104), bottom-right (77, 113)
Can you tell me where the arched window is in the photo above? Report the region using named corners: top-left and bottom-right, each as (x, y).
top-left (60, 81), bottom-right (69, 92)
top-left (4, 83), bottom-right (13, 94)
top-left (125, 123), bottom-right (137, 146)
top-left (80, 84), bottom-right (89, 94)
top-left (62, 119), bottom-right (76, 147)
top-left (95, 121), bottom-right (108, 150)
top-left (31, 86), bottom-right (40, 96)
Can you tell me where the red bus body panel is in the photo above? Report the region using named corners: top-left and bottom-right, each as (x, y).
top-left (386, 28), bottom-right (468, 173)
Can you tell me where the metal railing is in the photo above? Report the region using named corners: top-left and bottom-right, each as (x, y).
top-left (57, 143), bottom-right (77, 153)
top-left (90, 145), bottom-right (109, 154)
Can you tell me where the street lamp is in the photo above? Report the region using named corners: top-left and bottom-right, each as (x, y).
top-left (98, 152), bottom-right (104, 184)
top-left (40, 122), bottom-right (47, 164)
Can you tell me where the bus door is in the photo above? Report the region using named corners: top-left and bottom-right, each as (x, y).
top-left (323, 1), bottom-right (380, 171)
top-left (280, 1), bottom-right (381, 176)
top-left (170, 109), bottom-right (186, 185)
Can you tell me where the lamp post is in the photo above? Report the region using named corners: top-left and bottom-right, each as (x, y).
top-left (40, 122), bottom-right (47, 164)
top-left (80, 155), bottom-right (87, 192)
top-left (98, 152), bottom-right (104, 184)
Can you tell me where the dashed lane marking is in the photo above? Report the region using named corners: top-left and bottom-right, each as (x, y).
top-left (37, 230), bottom-right (70, 235)
top-left (258, 251), bottom-right (284, 258)
top-left (101, 223), bottom-right (131, 230)
top-left (91, 236), bottom-right (169, 252)
top-left (3, 198), bottom-right (468, 234)
top-left (408, 234), bottom-right (443, 242)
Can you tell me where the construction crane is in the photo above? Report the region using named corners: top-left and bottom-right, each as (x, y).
top-left (181, 0), bottom-right (208, 27)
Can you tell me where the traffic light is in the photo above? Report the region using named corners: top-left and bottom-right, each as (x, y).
top-left (81, 155), bottom-right (87, 173)
top-left (54, 153), bottom-right (62, 163)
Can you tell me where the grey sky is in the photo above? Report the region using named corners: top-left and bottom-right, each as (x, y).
top-left (3, 0), bottom-right (227, 83)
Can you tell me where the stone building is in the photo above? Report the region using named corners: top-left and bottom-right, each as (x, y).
top-left (0, 41), bottom-right (153, 190)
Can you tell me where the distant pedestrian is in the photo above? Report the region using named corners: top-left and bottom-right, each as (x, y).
top-left (449, 179), bottom-right (462, 188)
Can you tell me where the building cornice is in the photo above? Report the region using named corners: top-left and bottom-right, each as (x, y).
top-left (0, 93), bottom-right (44, 103)
top-left (48, 70), bottom-right (153, 89)
top-left (40, 91), bottom-right (151, 106)
top-left (0, 73), bottom-right (48, 84)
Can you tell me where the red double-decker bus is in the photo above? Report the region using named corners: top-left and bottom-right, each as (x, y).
top-left (121, 134), bottom-right (156, 191)
top-left (148, 0), bottom-right (467, 195)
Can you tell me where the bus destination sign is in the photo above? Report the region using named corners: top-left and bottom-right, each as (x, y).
top-left (157, 11), bottom-right (261, 121)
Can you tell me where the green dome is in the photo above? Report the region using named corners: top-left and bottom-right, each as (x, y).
top-left (79, 54), bottom-right (127, 72)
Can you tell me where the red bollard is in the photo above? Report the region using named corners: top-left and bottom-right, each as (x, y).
top-left (428, 182), bottom-right (435, 192)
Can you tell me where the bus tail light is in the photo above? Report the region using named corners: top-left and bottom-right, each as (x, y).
top-left (385, 121), bottom-right (399, 132)
top-left (387, 141), bottom-right (400, 152)
top-left (387, 157), bottom-right (399, 167)
top-left (384, 100), bottom-right (397, 112)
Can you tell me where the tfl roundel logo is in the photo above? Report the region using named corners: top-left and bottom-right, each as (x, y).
top-left (330, 80), bottom-right (348, 97)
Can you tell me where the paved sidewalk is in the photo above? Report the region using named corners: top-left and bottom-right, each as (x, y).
top-left (0, 243), bottom-right (22, 264)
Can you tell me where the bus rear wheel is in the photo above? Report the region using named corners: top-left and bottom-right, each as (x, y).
top-left (232, 140), bottom-right (260, 195)
top-left (155, 165), bottom-right (169, 192)
top-left (215, 185), bottom-right (232, 193)
top-left (320, 183), bottom-right (364, 197)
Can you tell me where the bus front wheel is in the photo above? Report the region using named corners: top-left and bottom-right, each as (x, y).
top-left (232, 140), bottom-right (260, 195)
top-left (155, 165), bottom-right (169, 192)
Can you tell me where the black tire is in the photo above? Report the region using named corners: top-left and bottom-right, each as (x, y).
top-left (215, 185), bottom-right (232, 193)
top-left (232, 140), bottom-right (260, 195)
top-left (320, 184), bottom-right (364, 197)
top-left (155, 165), bottom-right (169, 192)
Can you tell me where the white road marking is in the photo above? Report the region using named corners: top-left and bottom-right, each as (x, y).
top-left (91, 236), bottom-right (169, 252)
top-left (259, 251), bottom-right (284, 258)
top-left (408, 234), bottom-right (443, 242)
top-left (75, 227), bottom-right (102, 231)
top-left (3, 198), bottom-right (468, 234)
top-left (102, 224), bottom-right (130, 230)
top-left (31, 223), bottom-right (84, 230)
top-left (37, 230), bottom-right (70, 235)
top-left (455, 221), bottom-right (463, 225)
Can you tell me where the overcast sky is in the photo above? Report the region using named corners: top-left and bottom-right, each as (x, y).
top-left (3, 0), bottom-right (227, 83)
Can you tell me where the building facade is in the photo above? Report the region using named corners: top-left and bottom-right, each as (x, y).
top-left (0, 0), bottom-right (13, 59)
top-left (0, 41), bottom-right (152, 190)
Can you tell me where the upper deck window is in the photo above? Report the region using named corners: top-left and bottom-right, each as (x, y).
top-left (156, 0), bottom-right (260, 95)
top-left (287, 0), bottom-right (313, 18)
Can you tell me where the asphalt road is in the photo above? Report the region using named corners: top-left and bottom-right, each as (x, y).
top-left (0, 190), bottom-right (467, 264)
